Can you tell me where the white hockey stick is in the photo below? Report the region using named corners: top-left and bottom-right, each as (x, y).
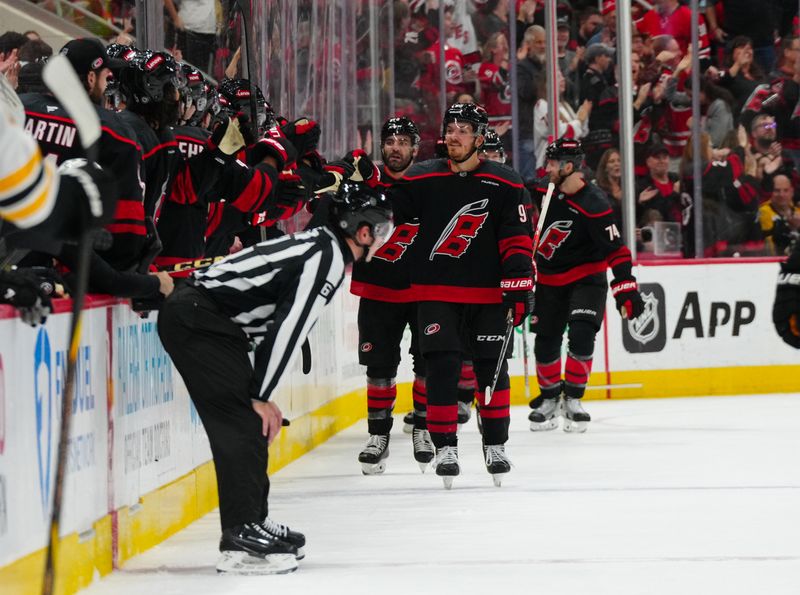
top-left (40, 55), bottom-right (102, 595)
top-left (485, 183), bottom-right (556, 405)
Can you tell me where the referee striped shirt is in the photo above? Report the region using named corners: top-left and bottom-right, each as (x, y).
top-left (194, 226), bottom-right (349, 400)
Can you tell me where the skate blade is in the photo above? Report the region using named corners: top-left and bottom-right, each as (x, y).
top-left (492, 474), bottom-right (505, 487)
top-left (563, 419), bottom-right (588, 433)
top-left (442, 476), bottom-right (454, 489)
top-left (418, 461), bottom-right (430, 473)
top-left (360, 460), bottom-right (387, 475)
top-left (529, 417), bottom-right (560, 432)
top-left (216, 551), bottom-right (298, 575)
top-left (296, 546), bottom-right (305, 561)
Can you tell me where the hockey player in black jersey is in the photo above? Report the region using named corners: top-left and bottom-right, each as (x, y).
top-left (390, 104), bottom-right (534, 488)
top-left (529, 139), bottom-right (645, 433)
top-left (158, 182), bottom-right (393, 574)
top-left (350, 117), bottom-right (433, 473)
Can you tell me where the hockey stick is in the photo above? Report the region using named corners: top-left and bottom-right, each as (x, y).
top-left (40, 55), bottom-right (102, 595)
top-left (485, 183), bottom-right (555, 405)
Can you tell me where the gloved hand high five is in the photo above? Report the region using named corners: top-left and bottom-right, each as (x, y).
top-left (280, 118), bottom-right (321, 157)
top-left (343, 149), bottom-right (380, 187)
top-left (314, 158), bottom-right (356, 194)
top-left (501, 277), bottom-right (535, 327)
top-left (208, 116), bottom-right (246, 156)
top-left (773, 241), bottom-right (800, 348)
top-left (249, 136), bottom-right (298, 172)
top-left (611, 277), bottom-right (645, 319)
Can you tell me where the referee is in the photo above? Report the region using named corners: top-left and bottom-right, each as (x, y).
top-left (157, 183), bottom-right (393, 574)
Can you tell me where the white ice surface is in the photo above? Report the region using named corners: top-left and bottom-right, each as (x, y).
top-left (83, 394), bottom-right (800, 595)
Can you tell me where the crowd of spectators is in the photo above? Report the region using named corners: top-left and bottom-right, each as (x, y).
top-left (387, 0), bottom-right (800, 257)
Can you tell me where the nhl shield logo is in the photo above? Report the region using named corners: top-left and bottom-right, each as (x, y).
top-left (621, 283), bottom-right (667, 353)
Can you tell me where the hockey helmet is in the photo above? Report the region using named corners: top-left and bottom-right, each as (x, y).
top-left (441, 103), bottom-right (489, 138)
top-left (117, 50), bottom-right (181, 105)
top-left (217, 78), bottom-right (276, 134)
top-left (480, 128), bottom-right (506, 162)
top-left (330, 182), bottom-right (394, 262)
top-left (545, 138), bottom-right (585, 166)
top-left (381, 116), bottom-right (420, 146)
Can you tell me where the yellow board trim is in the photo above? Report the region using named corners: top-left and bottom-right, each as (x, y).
top-left (2, 366), bottom-right (798, 594)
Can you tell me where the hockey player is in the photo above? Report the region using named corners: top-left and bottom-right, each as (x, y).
top-left (774, 239), bottom-right (800, 348)
top-left (529, 139), bottom-right (644, 433)
top-left (390, 104), bottom-right (534, 488)
top-left (350, 116), bottom-right (433, 474)
top-left (157, 182), bottom-right (393, 574)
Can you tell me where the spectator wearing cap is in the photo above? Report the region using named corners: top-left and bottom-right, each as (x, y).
top-left (579, 43), bottom-right (612, 105)
top-left (758, 174), bottom-right (800, 255)
top-left (636, 143), bottom-right (683, 224)
top-left (557, 17), bottom-right (581, 106)
top-left (59, 38), bottom-right (117, 105)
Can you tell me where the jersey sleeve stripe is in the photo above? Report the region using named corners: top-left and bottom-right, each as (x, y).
top-left (499, 235), bottom-right (533, 259)
top-left (0, 146), bottom-right (41, 195)
top-left (565, 198), bottom-right (613, 218)
top-left (0, 160), bottom-right (58, 227)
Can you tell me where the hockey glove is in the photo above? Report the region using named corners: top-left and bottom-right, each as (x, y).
top-left (280, 118), bottom-right (321, 157)
top-left (208, 116), bottom-right (246, 156)
top-left (58, 158), bottom-right (118, 230)
top-left (314, 159), bottom-right (356, 194)
top-left (611, 277), bottom-right (645, 319)
top-left (773, 242), bottom-right (800, 348)
top-left (501, 277), bottom-right (535, 327)
top-left (0, 268), bottom-right (53, 326)
top-left (344, 149), bottom-right (381, 187)
top-left (249, 136), bottom-right (298, 172)
top-left (274, 171), bottom-right (308, 207)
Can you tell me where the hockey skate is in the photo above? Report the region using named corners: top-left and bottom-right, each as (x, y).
top-left (562, 397), bottom-right (590, 433)
top-left (217, 522), bottom-right (298, 575)
top-left (358, 434), bottom-right (390, 474)
top-left (483, 443), bottom-right (511, 487)
top-left (528, 396), bottom-right (561, 431)
top-left (433, 445), bottom-right (459, 489)
top-left (261, 517), bottom-right (306, 560)
top-left (402, 411), bottom-right (414, 433)
top-left (412, 428), bottom-right (434, 472)
top-left (457, 400), bottom-right (472, 426)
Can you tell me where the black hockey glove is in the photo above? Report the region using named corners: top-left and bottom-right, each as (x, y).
top-left (249, 136), bottom-right (298, 172)
top-left (280, 118), bottom-right (321, 157)
top-left (343, 149), bottom-right (381, 188)
top-left (501, 277), bottom-right (535, 327)
top-left (314, 159), bottom-right (356, 194)
top-left (611, 277), bottom-right (645, 319)
top-left (773, 242), bottom-right (800, 348)
top-left (274, 171), bottom-right (308, 206)
top-left (0, 268), bottom-right (53, 326)
top-left (58, 159), bottom-right (118, 231)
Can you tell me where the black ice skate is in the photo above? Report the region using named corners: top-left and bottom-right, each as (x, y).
top-left (562, 397), bottom-right (590, 433)
top-left (402, 411), bottom-right (414, 433)
top-left (217, 522), bottom-right (298, 575)
top-left (412, 428), bottom-right (434, 472)
top-left (261, 517), bottom-right (306, 560)
top-left (457, 400), bottom-right (472, 426)
top-left (483, 443), bottom-right (511, 487)
top-left (433, 445), bottom-right (459, 489)
top-left (528, 396), bottom-right (561, 431)
top-left (358, 434), bottom-right (390, 474)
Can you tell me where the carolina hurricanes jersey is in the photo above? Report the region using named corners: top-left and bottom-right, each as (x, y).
top-left (350, 164), bottom-right (416, 302)
top-left (116, 109), bottom-right (179, 220)
top-left (533, 179), bottom-right (633, 286)
top-left (390, 159), bottom-right (533, 303)
top-left (155, 125), bottom-right (213, 274)
top-left (20, 92), bottom-right (145, 268)
top-left (637, 7), bottom-right (710, 60)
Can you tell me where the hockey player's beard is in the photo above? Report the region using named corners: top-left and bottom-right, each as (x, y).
top-left (383, 151), bottom-right (413, 173)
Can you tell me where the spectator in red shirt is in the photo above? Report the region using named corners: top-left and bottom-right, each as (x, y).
top-left (637, 0), bottom-right (710, 63)
top-left (478, 32), bottom-right (512, 134)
